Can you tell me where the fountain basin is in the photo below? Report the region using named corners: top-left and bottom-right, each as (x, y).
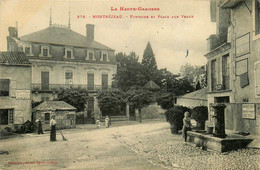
top-left (187, 131), bottom-right (253, 152)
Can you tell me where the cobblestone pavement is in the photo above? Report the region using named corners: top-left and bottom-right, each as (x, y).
top-left (113, 122), bottom-right (260, 170)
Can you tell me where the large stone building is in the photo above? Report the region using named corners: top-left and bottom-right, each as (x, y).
top-left (205, 0), bottom-right (260, 135)
top-left (7, 20), bottom-right (117, 116)
top-left (0, 52), bottom-right (32, 128)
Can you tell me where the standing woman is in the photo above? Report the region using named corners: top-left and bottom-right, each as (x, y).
top-left (50, 116), bottom-right (57, 142)
top-left (182, 111), bottom-right (192, 144)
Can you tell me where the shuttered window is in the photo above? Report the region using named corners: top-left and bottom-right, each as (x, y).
top-left (256, 0), bottom-right (260, 35)
top-left (0, 79), bottom-right (10, 96)
top-left (255, 63), bottom-right (260, 96)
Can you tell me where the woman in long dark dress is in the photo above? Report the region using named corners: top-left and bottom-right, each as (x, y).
top-left (50, 116), bottom-right (57, 142)
top-left (37, 118), bottom-right (44, 134)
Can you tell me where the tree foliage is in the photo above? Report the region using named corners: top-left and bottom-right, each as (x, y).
top-left (156, 92), bottom-right (174, 110)
top-left (180, 63), bottom-right (206, 88)
top-left (96, 89), bottom-right (126, 117)
top-left (55, 88), bottom-right (88, 112)
top-left (141, 41), bottom-right (157, 71)
top-left (112, 52), bottom-right (147, 91)
top-left (127, 86), bottom-right (154, 122)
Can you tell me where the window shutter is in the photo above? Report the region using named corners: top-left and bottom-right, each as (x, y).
top-left (256, 67), bottom-right (260, 96)
top-left (10, 80), bottom-right (16, 97)
top-left (13, 110), bottom-right (24, 124)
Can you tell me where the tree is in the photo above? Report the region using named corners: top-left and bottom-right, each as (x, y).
top-left (142, 41), bottom-right (157, 71)
top-left (112, 52), bottom-right (147, 91)
top-left (180, 63), bottom-right (206, 88)
top-left (141, 42), bottom-right (158, 82)
top-left (96, 89), bottom-right (126, 117)
top-left (156, 92), bottom-right (174, 110)
top-left (127, 86), bottom-right (153, 122)
top-left (55, 88), bottom-right (88, 112)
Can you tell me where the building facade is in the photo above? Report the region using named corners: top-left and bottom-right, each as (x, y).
top-left (206, 0), bottom-right (260, 135)
top-left (7, 23), bottom-right (117, 116)
top-left (0, 52), bottom-right (32, 128)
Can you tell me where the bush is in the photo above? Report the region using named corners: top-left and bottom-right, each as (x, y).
top-left (165, 105), bottom-right (190, 131)
top-left (191, 106), bottom-right (208, 123)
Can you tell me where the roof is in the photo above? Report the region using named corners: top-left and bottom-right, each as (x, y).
top-left (33, 101), bottom-right (76, 111)
top-left (144, 80), bottom-right (160, 90)
top-left (177, 88), bottom-right (207, 101)
top-left (19, 26), bottom-right (114, 51)
top-left (0, 52), bottom-right (31, 65)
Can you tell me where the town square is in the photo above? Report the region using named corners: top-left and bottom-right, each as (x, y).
top-left (0, 0), bottom-right (260, 169)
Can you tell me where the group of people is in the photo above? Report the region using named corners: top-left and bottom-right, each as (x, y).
top-left (36, 113), bottom-right (191, 143)
top-left (36, 116), bottom-right (57, 142)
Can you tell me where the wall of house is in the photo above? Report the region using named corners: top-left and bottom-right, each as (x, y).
top-left (230, 0), bottom-right (260, 103)
top-left (31, 60), bottom-right (116, 86)
top-left (225, 103), bottom-right (260, 135)
top-left (0, 65), bottom-right (31, 126)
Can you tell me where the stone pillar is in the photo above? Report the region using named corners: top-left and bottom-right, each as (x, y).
top-left (212, 103), bottom-right (227, 138)
top-left (126, 104), bottom-right (130, 120)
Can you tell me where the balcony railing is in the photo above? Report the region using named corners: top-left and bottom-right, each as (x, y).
top-left (32, 83), bottom-right (111, 92)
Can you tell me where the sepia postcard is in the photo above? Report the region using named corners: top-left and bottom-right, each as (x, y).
top-left (0, 0), bottom-right (259, 169)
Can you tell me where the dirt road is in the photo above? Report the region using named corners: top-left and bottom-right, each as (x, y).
top-left (0, 120), bottom-right (168, 170)
top-left (1, 120), bottom-right (259, 170)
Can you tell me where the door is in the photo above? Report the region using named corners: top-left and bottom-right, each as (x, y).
top-left (41, 71), bottom-right (49, 90)
top-left (87, 74), bottom-right (94, 90)
top-left (102, 74), bottom-right (108, 90)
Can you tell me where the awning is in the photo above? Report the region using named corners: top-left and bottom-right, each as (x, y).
top-left (219, 0), bottom-right (244, 9)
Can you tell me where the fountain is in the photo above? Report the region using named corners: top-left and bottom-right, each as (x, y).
top-left (187, 103), bottom-right (253, 152)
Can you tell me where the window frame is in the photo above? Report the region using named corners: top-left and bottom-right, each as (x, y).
top-left (211, 59), bottom-right (217, 91)
top-left (86, 49), bottom-right (95, 61)
top-left (39, 45), bottom-right (52, 57)
top-left (222, 54), bottom-right (230, 90)
top-left (0, 109), bottom-right (14, 125)
top-left (253, 0), bottom-right (260, 40)
top-left (255, 61), bottom-right (260, 98)
top-left (23, 44), bottom-right (33, 56)
top-left (64, 47), bottom-right (74, 59)
top-left (0, 79), bottom-right (10, 97)
top-left (65, 70), bottom-right (73, 85)
top-left (100, 51), bottom-right (109, 62)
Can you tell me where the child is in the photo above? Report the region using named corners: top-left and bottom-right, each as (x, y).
top-left (105, 115), bottom-right (110, 128)
top-left (182, 111), bottom-right (192, 144)
top-left (96, 118), bottom-right (100, 128)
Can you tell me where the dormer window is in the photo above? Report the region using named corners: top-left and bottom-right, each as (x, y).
top-left (64, 47), bottom-right (74, 59)
top-left (40, 45), bottom-right (51, 57)
top-left (23, 44), bottom-right (33, 56)
top-left (85, 50), bottom-right (95, 61)
top-left (100, 51), bottom-right (109, 62)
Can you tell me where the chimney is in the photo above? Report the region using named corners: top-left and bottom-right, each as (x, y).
top-left (8, 27), bottom-right (18, 37)
top-left (86, 24), bottom-right (94, 40)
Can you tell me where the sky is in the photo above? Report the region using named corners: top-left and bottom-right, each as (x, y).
top-left (0, 0), bottom-right (216, 74)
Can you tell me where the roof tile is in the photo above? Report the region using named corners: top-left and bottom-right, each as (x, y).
top-left (0, 52), bottom-right (31, 65)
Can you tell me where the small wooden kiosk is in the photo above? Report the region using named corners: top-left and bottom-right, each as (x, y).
top-left (33, 101), bottom-right (76, 130)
